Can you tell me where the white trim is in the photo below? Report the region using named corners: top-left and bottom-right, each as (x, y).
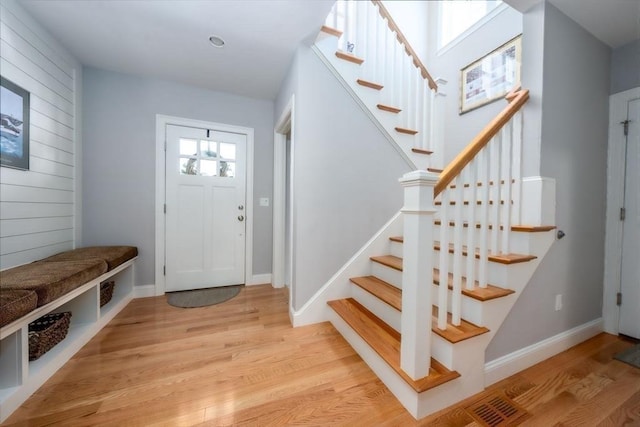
top-left (133, 284), bottom-right (157, 298)
top-left (484, 317), bottom-right (603, 385)
top-left (154, 114), bottom-right (255, 296)
top-left (603, 87), bottom-right (640, 334)
top-left (437, 2), bottom-right (510, 56)
top-left (248, 274), bottom-right (272, 286)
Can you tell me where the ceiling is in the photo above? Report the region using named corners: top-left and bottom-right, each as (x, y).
top-left (19, 0), bottom-right (334, 100)
top-left (19, 0), bottom-right (640, 101)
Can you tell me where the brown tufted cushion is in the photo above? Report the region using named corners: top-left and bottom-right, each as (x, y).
top-left (0, 289), bottom-right (38, 328)
top-left (41, 246), bottom-right (138, 271)
top-left (0, 259), bottom-right (108, 307)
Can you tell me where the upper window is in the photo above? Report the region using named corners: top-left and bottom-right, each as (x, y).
top-left (438, 1), bottom-right (503, 49)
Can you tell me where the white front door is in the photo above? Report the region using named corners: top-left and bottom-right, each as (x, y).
top-left (619, 98), bottom-right (640, 339)
top-left (165, 124), bottom-right (247, 292)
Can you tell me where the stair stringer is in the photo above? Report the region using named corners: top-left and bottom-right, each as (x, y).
top-left (289, 211), bottom-right (403, 327)
top-left (312, 35), bottom-right (428, 170)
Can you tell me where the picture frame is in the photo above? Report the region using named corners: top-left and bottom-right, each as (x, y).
top-left (1, 76), bottom-right (30, 170)
top-left (460, 35), bottom-right (522, 115)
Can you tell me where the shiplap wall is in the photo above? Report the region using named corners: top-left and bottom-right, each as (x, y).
top-left (0, 0), bottom-right (81, 269)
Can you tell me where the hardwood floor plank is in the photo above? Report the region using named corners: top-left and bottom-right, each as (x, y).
top-left (4, 285), bottom-right (637, 426)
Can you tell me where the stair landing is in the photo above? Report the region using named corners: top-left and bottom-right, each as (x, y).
top-left (328, 298), bottom-right (460, 392)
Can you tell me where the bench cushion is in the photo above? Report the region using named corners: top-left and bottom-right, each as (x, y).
top-left (0, 259), bottom-right (108, 307)
top-left (41, 246), bottom-right (138, 271)
top-left (0, 289), bottom-right (38, 328)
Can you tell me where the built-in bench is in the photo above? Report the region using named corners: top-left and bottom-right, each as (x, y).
top-left (0, 246), bottom-right (138, 423)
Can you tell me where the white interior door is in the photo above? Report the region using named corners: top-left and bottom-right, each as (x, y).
top-left (619, 98), bottom-right (640, 339)
top-left (165, 124), bottom-right (246, 292)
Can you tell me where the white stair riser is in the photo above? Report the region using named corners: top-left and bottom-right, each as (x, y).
top-left (351, 284), bottom-right (401, 331)
top-left (371, 262), bottom-right (403, 289)
top-left (432, 225), bottom-right (552, 256)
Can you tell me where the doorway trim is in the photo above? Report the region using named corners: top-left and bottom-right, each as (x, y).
top-left (602, 86), bottom-right (640, 334)
top-left (273, 96), bottom-right (295, 309)
top-left (155, 114), bottom-right (254, 296)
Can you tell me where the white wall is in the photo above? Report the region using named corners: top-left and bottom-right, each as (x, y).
top-left (486, 1), bottom-right (611, 361)
top-left (275, 45), bottom-right (411, 310)
top-left (381, 0), bottom-right (429, 64)
top-left (82, 67), bottom-right (274, 287)
top-left (0, 0), bottom-right (82, 269)
top-left (610, 38), bottom-right (640, 95)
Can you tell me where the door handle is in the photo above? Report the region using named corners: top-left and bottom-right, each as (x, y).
top-left (238, 215), bottom-right (244, 222)
top-left (238, 205), bottom-right (244, 210)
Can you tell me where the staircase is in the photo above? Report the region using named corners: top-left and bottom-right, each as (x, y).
top-left (296, 0), bottom-right (557, 420)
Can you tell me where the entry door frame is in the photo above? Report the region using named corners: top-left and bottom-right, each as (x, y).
top-left (155, 114), bottom-right (254, 296)
top-left (602, 86), bottom-right (640, 334)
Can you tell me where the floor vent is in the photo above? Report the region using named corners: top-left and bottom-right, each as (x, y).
top-left (464, 391), bottom-right (530, 426)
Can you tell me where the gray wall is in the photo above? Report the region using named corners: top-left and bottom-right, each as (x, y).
top-left (487, 2), bottom-right (610, 360)
top-left (426, 4), bottom-right (523, 164)
top-left (610, 38), bottom-right (640, 95)
top-left (82, 68), bottom-right (274, 286)
top-left (276, 45), bottom-right (411, 310)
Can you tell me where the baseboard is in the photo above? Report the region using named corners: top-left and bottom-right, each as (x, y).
top-left (134, 284), bottom-right (157, 298)
top-left (247, 273), bottom-right (272, 286)
top-left (484, 317), bottom-right (603, 385)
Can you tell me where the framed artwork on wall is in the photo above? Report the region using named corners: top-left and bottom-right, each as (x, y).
top-left (1, 76), bottom-right (30, 170)
top-left (460, 35), bottom-right (522, 114)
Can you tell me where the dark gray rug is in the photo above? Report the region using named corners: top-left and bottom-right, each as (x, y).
top-left (166, 285), bottom-right (241, 308)
top-left (614, 343), bottom-right (640, 369)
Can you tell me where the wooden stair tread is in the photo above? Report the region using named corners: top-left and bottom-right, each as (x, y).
top-left (377, 103), bottom-right (401, 113)
top-left (370, 255), bottom-right (514, 301)
top-left (428, 168), bottom-right (443, 173)
top-left (434, 220), bottom-right (556, 233)
top-left (435, 200), bottom-right (512, 206)
top-left (335, 50), bottom-right (364, 65)
top-left (349, 276), bottom-right (489, 343)
top-left (370, 255), bottom-right (402, 271)
top-left (320, 25), bottom-right (343, 38)
top-left (395, 126), bottom-right (418, 135)
top-left (328, 298), bottom-right (460, 392)
top-left (389, 237), bottom-right (536, 265)
top-left (433, 268), bottom-right (515, 301)
top-left (449, 179), bottom-right (515, 189)
top-left (411, 148), bottom-right (433, 155)
top-left (357, 79), bottom-right (383, 90)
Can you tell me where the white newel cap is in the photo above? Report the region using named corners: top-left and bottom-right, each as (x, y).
top-left (399, 170), bottom-right (439, 187)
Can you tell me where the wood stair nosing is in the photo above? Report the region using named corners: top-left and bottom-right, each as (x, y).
top-left (335, 50), bottom-right (365, 65)
top-left (320, 25), bottom-right (343, 38)
top-left (377, 103), bottom-right (401, 113)
top-left (349, 276), bottom-right (489, 343)
top-left (434, 200), bottom-right (512, 206)
top-left (428, 168), bottom-right (443, 173)
top-left (357, 79), bottom-right (384, 90)
top-left (434, 220), bottom-right (556, 233)
top-left (411, 148), bottom-right (433, 155)
top-left (369, 255), bottom-right (514, 301)
top-left (328, 298), bottom-right (460, 393)
top-left (395, 126), bottom-right (418, 135)
top-left (389, 236), bottom-right (537, 265)
top-left (449, 179), bottom-right (516, 189)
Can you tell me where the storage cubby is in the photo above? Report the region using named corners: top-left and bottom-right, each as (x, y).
top-left (0, 258), bottom-right (136, 423)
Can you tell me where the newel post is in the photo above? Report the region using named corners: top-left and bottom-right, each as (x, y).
top-left (399, 170), bottom-right (438, 380)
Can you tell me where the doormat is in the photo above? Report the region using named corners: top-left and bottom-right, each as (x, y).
top-left (464, 391), bottom-right (530, 427)
top-left (614, 344), bottom-right (640, 369)
top-left (167, 285), bottom-right (241, 308)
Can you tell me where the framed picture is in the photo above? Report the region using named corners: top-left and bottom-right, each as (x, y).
top-left (460, 35), bottom-right (522, 114)
top-left (1, 76), bottom-right (30, 170)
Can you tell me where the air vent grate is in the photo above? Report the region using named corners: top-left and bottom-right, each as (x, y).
top-left (465, 391), bottom-right (530, 427)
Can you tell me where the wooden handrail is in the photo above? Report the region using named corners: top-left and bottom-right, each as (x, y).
top-left (434, 89), bottom-right (530, 196)
top-left (371, 0), bottom-right (437, 91)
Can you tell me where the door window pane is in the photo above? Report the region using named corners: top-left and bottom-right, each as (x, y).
top-left (201, 140), bottom-right (217, 158)
top-left (180, 139), bottom-right (198, 156)
top-left (200, 159), bottom-right (217, 176)
top-left (180, 157), bottom-right (198, 175)
top-left (220, 161), bottom-right (235, 178)
top-left (220, 143), bottom-right (236, 160)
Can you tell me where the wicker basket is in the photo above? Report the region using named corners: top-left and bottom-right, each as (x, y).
top-left (28, 312), bottom-right (72, 361)
top-left (100, 281), bottom-right (115, 307)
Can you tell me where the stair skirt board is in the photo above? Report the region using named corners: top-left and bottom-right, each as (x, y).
top-left (328, 308), bottom-right (485, 419)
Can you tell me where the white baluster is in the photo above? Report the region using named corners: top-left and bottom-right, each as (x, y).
top-left (438, 190), bottom-right (450, 330)
top-left (465, 164), bottom-right (477, 290)
top-left (355, 1), bottom-right (365, 60)
top-left (490, 137), bottom-right (501, 254)
top-left (452, 178), bottom-right (464, 326)
top-left (502, 123), bottom-right (513, 254)
top-left (478, 146), bottom-right (490, 288)
top-left (512, 111), bottom-right (523, 224)
top-left (422, 79), bottom-right (429, 150)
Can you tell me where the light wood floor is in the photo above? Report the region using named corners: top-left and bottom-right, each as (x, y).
top-left (4, 284), bottom-right (639, 426)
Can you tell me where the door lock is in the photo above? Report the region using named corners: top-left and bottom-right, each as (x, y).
top-left (238, 215), bottom-right (245, 222)
top-left (238, 205), bottom-right (244, 210)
